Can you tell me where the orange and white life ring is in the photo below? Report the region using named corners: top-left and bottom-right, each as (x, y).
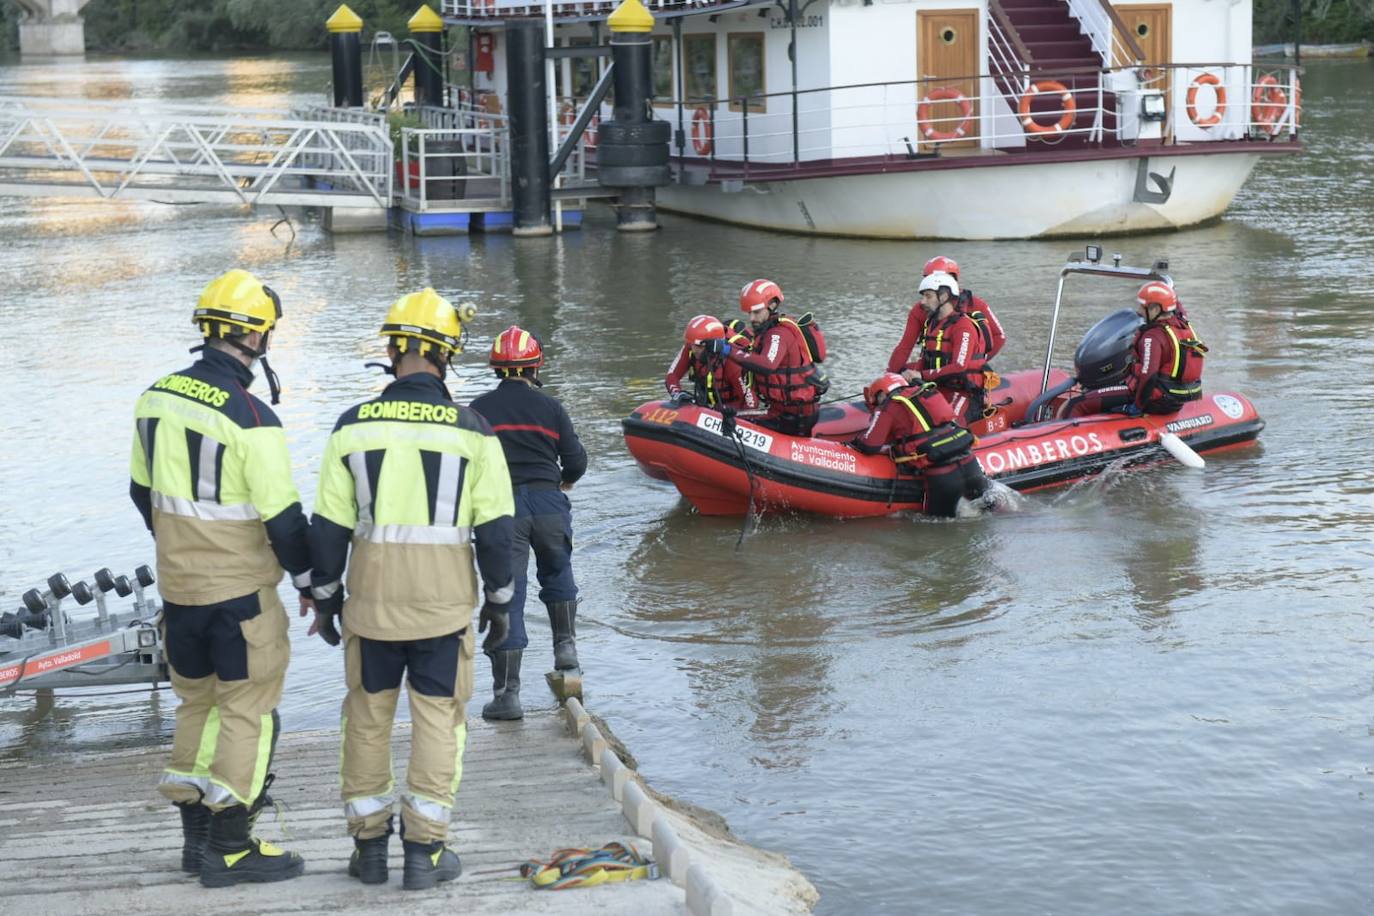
top-left (1018, 81), bottom-right (1076, 135)
top-left (917, 87), bottom-right (974, 141)
top-left (585, 113), bottom-right (599, 150)
top-left (1186, 72), bottom-right (1227, 127)
top-left (559, 101), bottom-right (575, 129)
top-left (691, 107), bottom-right (713, 156)
top-left (1251, 74), bottom-right (1287, 130)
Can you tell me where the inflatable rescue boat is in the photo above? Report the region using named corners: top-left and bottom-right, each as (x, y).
top-left (623, 252), bottom-right (1265, 518)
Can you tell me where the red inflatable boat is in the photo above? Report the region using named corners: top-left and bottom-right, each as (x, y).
top-left (623, 252), bottom-right (1265, 518)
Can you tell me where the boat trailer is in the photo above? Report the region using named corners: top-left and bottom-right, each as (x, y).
top-left (1, 566), bottom-right (165, 693)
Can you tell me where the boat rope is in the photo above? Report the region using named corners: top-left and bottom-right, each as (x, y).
top-left (519, 842), bottom-right (660, 890)
top-left (720, 408), bottom-right (759, 550)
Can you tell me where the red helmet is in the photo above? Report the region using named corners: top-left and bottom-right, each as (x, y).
top-left (739, 279), bottom-right (783, 313)
top-left (684, 315), bottom-right (726, 346)
top-left (1136, 281), bottom-right (1178, 313)
top-left (923, 256), bottom-right (960, 279)
top-left (490, 325), bottom-right (544, 370)
top-left (864, 372), bottom-right (907, 410)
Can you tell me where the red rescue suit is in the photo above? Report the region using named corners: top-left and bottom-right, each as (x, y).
top-left (726, 314), bottom-right (819, 433)
top-left (664, 345), bottom-right (758, 410)
top-left (887, 305), bottom-right (986, 424)
top-left (886, 292), bottom-right (1004, 375)
top-left (851, 383), bottom-right (988, 517)
top-left (1067, 313), bottom-right (1206, 417)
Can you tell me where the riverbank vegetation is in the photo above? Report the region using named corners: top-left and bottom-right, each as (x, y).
top-left (1256, 0), bottom-right (1374, 43)
top-left (2, 0), bottom-right (427, 52)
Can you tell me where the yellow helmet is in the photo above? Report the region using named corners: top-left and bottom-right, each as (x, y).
top-left (193, 269), bottom-right (281, 338)
top-left (380, 288), bottom-right (475, 357)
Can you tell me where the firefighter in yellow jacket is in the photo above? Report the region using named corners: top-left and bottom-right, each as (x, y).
top-left (130, 269), bottom-right (313, 887)
top-left (308, 289), bottom-right (515, 890)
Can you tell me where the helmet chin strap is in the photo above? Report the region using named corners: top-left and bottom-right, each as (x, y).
top-left (190, 330), bottom-right (281, 404)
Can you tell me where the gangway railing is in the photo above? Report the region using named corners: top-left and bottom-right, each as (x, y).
top-left (0, 97), bottom-right (392, 209)
top-left (398, 110), bottom-right (512, 212)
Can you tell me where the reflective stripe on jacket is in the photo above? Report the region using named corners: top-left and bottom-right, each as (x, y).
top-left (130, 347), bottom-right (309, 606)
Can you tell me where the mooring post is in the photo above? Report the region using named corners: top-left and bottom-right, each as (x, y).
top-left (410, 5), bottom-right (446, 108)
top-left (327, 5), bottom-right (365, 108)
top-left (507, 22), bottom-right (553, 237)
top-left (605, 0), bottom-right (668, 232)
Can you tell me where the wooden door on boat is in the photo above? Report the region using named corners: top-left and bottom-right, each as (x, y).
top-left (917, 10), bottom-right (980, 151)
top-left (1114, 4), bottom-right (1173, 127)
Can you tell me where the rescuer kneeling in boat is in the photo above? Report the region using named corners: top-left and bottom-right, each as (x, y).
top-left (664, 314), bottom-right (758, 410)
top-left (896, 270), bottom-right (993, 425)
top-left (470, 326), bottom-right (588, 719)
top-left (130, 270), bottom-right (313, 886)
top-left (701, 279), bottom-right (825, 437)
top-left (851, 373), bottom-right (993, 518)
top-left (1063, 281), bottom-right (1207, 418)
top-left (308, 290), bottom-right (515, 889)
top-left (889, 255), bottom-right (1006, 396)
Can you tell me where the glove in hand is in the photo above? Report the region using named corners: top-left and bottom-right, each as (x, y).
top-left (669, 391), bottom-right (696, 406)
top-left (315, 610), bottom-right (342, 647)
top-left (702, 338), bottom-right (731, 358)
top-left (479, 601), bottom-right (510, 655)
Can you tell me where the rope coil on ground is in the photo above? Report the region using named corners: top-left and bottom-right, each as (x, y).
top-left (519, 842), bottom-right (660, 890)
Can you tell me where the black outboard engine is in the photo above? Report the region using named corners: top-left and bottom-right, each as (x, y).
top-left (1074, 308), bottom-right (1143, 389)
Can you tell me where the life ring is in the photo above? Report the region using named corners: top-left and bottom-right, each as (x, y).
top-left (586, 113), bottom-right (599, 150)
top-left (558, 101), bottom-right (575, 129)
top-left (1185, 72), bottom-right (1227, 128)
top-left (1018, 81), bottom-right (1076, 135)
top-left (690, 107), bottom-right (713, 156)
top-left (1251, 74), bottom-right (1287, 130)
top-left (917, 87), bottom-right (974, 141)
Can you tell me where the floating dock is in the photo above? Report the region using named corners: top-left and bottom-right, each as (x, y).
top-left (0, 703), bottom-right (817, 915)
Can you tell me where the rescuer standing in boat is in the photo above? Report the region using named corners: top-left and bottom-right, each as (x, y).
top-left (665, 315), bottom-right (758, 410)
top-left (1064, 281), bottom-right (1207, 417)
top-left (702, 279), bottom-right (824, 436)
top-left (469, 326), bottom-right (588, 720)
top-left (308, 290), bottom-right (515, 890)
top-left (129, 269), bottom-right (313, 886)
top-left (894, 270), bottom-right (994, 425)
top-left (851, 372), bottom-right (993, 518)
top-left (888, 255), bottom-right (1005, 385)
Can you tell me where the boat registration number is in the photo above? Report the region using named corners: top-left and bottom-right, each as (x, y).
top-left (696, 413), bottom-right (774, 452)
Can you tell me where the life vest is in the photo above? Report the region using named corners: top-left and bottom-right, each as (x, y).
top-left (751, 315), bottom-right (824, 409)
top-left (888, 384), bottom-right (974, 468)
top-left (691, 353), bottom-right (749, 409)
top-left (1139, 314), bottom-right (1207, 413)
top-left (777, 313), bottom-right (831, 397)
top-left (920, 310), bottom-right (986, 393)
top-left (961, 291), bottom-right (1003, 361)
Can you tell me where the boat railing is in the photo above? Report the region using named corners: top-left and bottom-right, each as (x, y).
top-left (1068, 0), bottom-right (1146, 68)
top-left (398, 124), bottom-right (511, 211)
top-left (988, 0), bottom-right (1033, 97)
top-left (662, 61), bottom-right (1300, 176)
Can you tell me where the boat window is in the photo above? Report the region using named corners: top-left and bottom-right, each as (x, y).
top-left (684, 34), bottom-right (717, 104)
top-left (728, 33), bottom-right (766, 112)
top-left (652, 35), bottom-right (674, 104)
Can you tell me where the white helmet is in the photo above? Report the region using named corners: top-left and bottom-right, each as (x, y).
top-left (919, 271), bottom-right (960, 298)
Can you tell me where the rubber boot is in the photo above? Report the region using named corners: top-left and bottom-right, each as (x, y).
top-left (545, 600), bottom-right (582, 701)
top-left (481, 649), bottom-right (524, 721)
top-left (402, 838), bottom-right (462, 891)
top-left (348, 819), bottom-right (392, 885)
top-left (200, 804), bottom-right (306, 888)
top-left (547, 600), bottom-right (581, 673)
top-left (174, 801), bottom-right (210, 875)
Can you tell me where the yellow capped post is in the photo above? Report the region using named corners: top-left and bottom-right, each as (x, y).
top-left (408, 4), bottom-right (444, 33)
top-left (326, 4), bottom-right (364, 33)
top-left (607, 0), bottom-right (654, 33)
top-left (327, 5), bottom-right (365, 106)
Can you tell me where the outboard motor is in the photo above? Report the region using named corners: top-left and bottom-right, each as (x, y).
top-left (1074, 308), bottom-right (1143, 389)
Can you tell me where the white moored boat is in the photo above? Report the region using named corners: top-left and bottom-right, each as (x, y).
top-left (441, 0), bottom-right (1301, 239)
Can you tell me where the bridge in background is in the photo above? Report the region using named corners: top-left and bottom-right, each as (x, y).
top-left (14, 0), bottom-right (90, 56)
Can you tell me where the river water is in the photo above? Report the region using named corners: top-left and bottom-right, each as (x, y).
top-left (1, 55), bottom-right (1370, 914)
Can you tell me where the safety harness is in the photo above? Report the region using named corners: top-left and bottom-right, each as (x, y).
top-left (751, 314), bottom-right (828, 409)
top-left (520, 842), bottom-right (660, 890)
top-left (920, 310), bottom-right (988, 395)
top-left (889, 386), bottom-right (974, 467)
top-left (1140, 315), bottom-right (1208, 410)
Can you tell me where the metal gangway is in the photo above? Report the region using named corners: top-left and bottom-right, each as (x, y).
top-left (0, 96), bottom-right (392, 210)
